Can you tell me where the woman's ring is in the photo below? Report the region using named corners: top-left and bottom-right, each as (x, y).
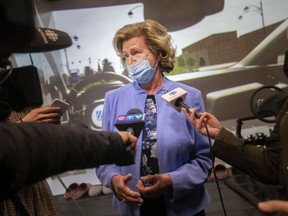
top-left (122, 198), bottom-right (125, 203)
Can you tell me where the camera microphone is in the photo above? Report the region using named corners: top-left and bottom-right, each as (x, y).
top-left (175, 97), bottom-right (192, 114)
top-left (114, 108), bottom-right (145, 138)
top-left (114, 108), bottom-right (145, 154)
top-left (162, 87), bottom-right (200, 118)
top-left (1, 27), bottom-right (73, 54)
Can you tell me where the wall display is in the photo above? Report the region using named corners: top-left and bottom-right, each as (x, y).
top-left (11, 0), bottom-right (288, 194)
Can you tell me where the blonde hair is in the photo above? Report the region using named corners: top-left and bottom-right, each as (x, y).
top-left (113, 19), bottom-right (175, 73)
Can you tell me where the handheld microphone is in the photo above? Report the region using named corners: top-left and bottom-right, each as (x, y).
top-left (2, 27), bottom-right (73, 54)
top-left (114, 109), bottom-right (145, 153)
top-left (162, 87), bottom-right (200, 118)
top-left (114, 109), bottom-right (145, 138)
top-left (163, 87), bottom-right (225, 215)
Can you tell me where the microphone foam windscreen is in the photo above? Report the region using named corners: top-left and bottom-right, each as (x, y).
top-left (161, 87), bottom-right (188, 112)
top-left (127, 108), bottom-right (142, 114)
top-left (15, 28), bottom-right (73, 53)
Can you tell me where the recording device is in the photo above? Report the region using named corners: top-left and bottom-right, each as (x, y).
top-left (11, 27), bottom-right (73, 53)
top-left (1, 3), bottom-right (72, 55)
top-left (163, 87), bottom-right (226, 213)
top-left (0, 65), bottom-right (43, 121)
top-left (1, 0), bottom-right (71, 56)
top-left (114, 108), bottom-right (145, 158)
top-left (114, 109), bottom-right (145, 138)
top-left (161, 87), bottom-right (200, 118)
top-left (1, 25), bottom-right (72, 55)
top-left (50, 99), bottom-right (70, 115)
top-left (161, 87), bottom-right (187, 113)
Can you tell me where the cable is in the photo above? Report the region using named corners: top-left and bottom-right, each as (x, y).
top-left (204, 122), bottom-right (227, 216)
top-left (175, 98), bottom-right (200, 118)
top-left (177, 101), bottom-right (228, 216)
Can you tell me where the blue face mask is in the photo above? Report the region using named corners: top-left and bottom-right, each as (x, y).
top-left (127, 54), bottom-right (158, 84)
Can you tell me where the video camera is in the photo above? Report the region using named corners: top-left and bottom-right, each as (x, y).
top-left (0, 0), bottom-right (72, 121)
top-left (0, 64), bottom-right (43, 121)
top-left (0, 0), bottom-right (40, 120)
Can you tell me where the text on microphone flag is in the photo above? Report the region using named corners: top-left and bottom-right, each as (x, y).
top-left (116, 114), bottom-right (144, 122)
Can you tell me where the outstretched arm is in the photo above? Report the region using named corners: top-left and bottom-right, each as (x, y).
top-left (0, 122), bottom-right (137, 201)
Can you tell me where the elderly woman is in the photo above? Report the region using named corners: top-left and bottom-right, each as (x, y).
top-left (96, 19), bottom-right (212, 216)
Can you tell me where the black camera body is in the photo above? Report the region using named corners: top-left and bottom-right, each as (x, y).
top-left (0, 65), bottom-right (43, 120)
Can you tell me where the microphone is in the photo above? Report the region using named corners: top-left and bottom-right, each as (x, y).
top-left (161, 87), bottom-right (200, 118)
top-left (114, 109), bottom-right (145, 138)
top-left (4, 27), bottom-right (73, 54)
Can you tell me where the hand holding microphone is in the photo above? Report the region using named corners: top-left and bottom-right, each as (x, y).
top-left (114, 108), bottom-right (145, 154)
top-left (161, 87), bottom-right (200, 118)
top-left (114, 108), bottom-right (145, 137)
top-left (117, 131), bottom-right (137, 153)
top-left (182, 107), bottom-right (222, 139)
top-left (162, 87), bottom-right (222, 138)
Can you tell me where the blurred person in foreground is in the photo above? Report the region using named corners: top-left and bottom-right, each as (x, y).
top-left (0, 106), bottom-right (62, 215)
top-left (0, 119), bottom-right (137, 202)
top-left (182, 94), bottom-right (288, 215)
top-left (0, 106), bottom-right (68, 216)
top-left (96, 19), bottom-right (212, 216)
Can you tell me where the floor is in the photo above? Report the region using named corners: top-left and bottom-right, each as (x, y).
top-left (54, 168), bottom-right (281, 216)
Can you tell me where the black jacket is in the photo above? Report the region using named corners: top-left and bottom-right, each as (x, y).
top-left (212, 99), bottom-right (288, 199)
top-left (0, 122), bottom-right (134, 201)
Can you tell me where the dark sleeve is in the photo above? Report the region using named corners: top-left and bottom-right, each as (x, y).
top-left (0, 122), bottom-right (134, 200)
top-left (212, 124), bottom-right (281, 184)
top-left (280, 110), bottom-right (288, 196)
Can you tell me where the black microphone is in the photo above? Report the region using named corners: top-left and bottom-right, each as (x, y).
top-left (174, 97), bottom-right (200, 118)
top-left (3, 27), bottom-right (73, 54)
top-left (175, 98), bottom-right (192, 114)
top-left (114, 108), bottom-right (145, 138)
top-left (114, 109), bottom-right (145, 157)
top-left (162, 87), bottom-right (200, 118)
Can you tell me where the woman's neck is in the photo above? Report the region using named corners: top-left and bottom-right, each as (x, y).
top-left (140, 71), bottom-right (164, 95)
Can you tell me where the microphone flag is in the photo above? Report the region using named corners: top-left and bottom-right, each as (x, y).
top-left (114, 109), bottom-right (145, 138)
